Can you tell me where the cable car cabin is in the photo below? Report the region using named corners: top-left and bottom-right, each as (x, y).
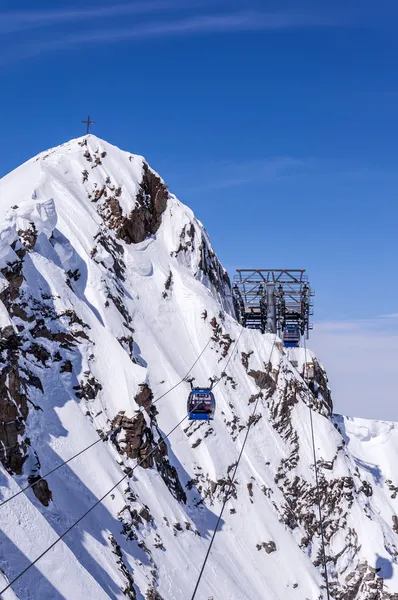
top-left (187, 388), bottom-right (216, 421)
top-left (283, 325), bottom-right (301, 348)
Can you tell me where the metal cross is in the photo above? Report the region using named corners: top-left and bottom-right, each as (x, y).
top-left (82, 115), bottom-right (95, 134)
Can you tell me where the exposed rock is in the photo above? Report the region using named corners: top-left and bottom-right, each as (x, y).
top-left (28, 475), bottom-right (52, 506)
top-left (118, 335), bottom-right (135, 361)
top-left (139, 505), bottom-right (153, 523)
top-left (17, 223), bottom-right (37, 252)
top-left (393, 515), bottom-right (398, 535)
top-left (307, 358), bottom-right (333, 417)
top-left (0, 359), bottom-right (28, 474)
top-left (172, 221), bottom-right (231, 297)
top-left (257, 541), bottom-right (277, 554)
top-left (247, 482), bottom-right (254, 502)
top-left (248, 367), bottom-right (276, 394)
top-left (162, 271), bottom-right (173, 299)
top-left (74, 374), bottom-right (102, 401)
top-left (210, 317), bottom-right (234, 358)
top-left (198, 236), bottom-right (231, 292)
top-left (100, 163), bottom-right (168, 244)
top-left (109, 535), bottom-right (136, 599)
top-left (248, 392), bottom-right (263, 405)
top-left (30, 320), bottom-right (75, 349)
top-left (60, 360), bottom-right (73, 373)
top-left (135, 383), bottom-right (153, 414)
top-left (172, 222), bottom-right (195, 257)
top-left (111, 385), bottom-right (187, 504)
top-left (0, 326), bottom-right (20, 351)
top-left (145, 586), bottom-right (163, 600)
top-left (27, 343), bottom-right (51, 366)
top-left (241, 351), bottom-right (253, 371)
top-left (92, 230), bottom-right (126, 281)
top-left (0, 259), bottom-right (24, 304)
top-left (330, 560), bottom-right (398, 600)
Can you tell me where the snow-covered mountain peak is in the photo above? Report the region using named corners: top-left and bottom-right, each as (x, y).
top-left (0, 137), bottom-right (397, 599)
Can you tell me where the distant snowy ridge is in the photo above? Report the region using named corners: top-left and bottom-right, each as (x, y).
top-left (0, 135), bottom-right (397, 600)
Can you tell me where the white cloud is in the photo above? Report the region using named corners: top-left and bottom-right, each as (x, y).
top-left (310, 317), bottom-right (398, 421)
top-left (0, 2), bottom-right (191, 34)
top-left (2, 9), bottom-right (345, 64)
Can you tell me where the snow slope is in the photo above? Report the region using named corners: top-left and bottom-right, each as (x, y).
top-left (0, 135), bottom-right (397, 600)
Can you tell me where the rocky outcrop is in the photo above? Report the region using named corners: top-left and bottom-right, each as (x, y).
top-left (331, 561), bottom-right (398, 600)
top-left (109, 535), bottom-right (136, 599)
top-left (0, 257), bottom-right (28, 474)
top-left (91, 230), bottom-right (126, 281)
top-left (0, 221), bottom-right (94, 499)
top-left (307, 358), bottom-right (333, 417)
top-left (145, 586), bottom-right (163, 600)
top-left (98, 163), bottom-right (168, 245)
top-left (248, 366), bottom-right (276, 395)
top-left (172, 220), bottom-right (232, 308)
top-left (257, 541), bottom-right (277, 554)
top-left (210, 316), bottom-right (234, 359)
top-left (198, 234), bottom-right (231, 292)
top-left (111, 384), bottom-right (187, 504)
top-left (17, 223), bottom-right (37, 252)
top-left (28, 475), bottom-right (52, 507)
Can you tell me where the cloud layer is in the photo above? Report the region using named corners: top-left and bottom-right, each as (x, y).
top-left (311, 316), bottom-right (398, 421)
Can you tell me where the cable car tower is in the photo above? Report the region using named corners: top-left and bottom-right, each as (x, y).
top-left (232, 269), bottom-right (314, 347)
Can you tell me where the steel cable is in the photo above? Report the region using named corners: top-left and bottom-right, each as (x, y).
top-left (191, 332), bottom-right (277, 599)
top-left (0, 337), bottom-right (212, 509)
top-left (1, 322), bottom-right (243, 595)
top-left (0, 410), bottom-right (192, 596)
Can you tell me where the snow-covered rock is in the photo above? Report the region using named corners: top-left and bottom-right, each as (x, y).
top-left (0, 135), bottom-right (396, 600)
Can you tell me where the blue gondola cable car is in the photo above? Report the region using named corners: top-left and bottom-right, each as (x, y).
top-left (283, 324), bottom-right (301, 348)
top-left (187, 387), bottom-right (216, 421)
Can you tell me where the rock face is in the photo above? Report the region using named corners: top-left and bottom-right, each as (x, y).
top-left (99, 162), bottom-right (168, 245)
top-left (111, 384), bottom-right (187, 503)
top-left (0, 136), bottom-right (397, 600)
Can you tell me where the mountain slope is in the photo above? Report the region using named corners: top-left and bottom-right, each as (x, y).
top-left (0, 135), bottom-right (397, 600)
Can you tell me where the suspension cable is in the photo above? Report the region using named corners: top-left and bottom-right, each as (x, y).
top-left (191, 333), bottom-right (277, 600)
top-left (1, 323), bottom-right (241, 594)
top-left (303, 338), bottom-right (331, 600)
top-left (0, 408), bottom-right (193, 597)
top-left (0, 337), bottom-right (212, 509)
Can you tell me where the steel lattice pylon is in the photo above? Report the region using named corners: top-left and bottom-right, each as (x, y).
top-left (232, 269), bottom-right (314, 346)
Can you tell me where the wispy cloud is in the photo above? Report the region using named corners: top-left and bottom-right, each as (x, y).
top-left (0, 1), bottom-right (197, 34)
top-left (2, 9), bottom-right (343, 63)
top-left (33, 9), bottom-right (341, 41)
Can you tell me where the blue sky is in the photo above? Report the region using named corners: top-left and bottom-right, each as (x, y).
top-left (0, 0), bottom-right (397, 417)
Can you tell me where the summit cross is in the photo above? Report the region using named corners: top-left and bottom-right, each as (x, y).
top-left (82, 115), bottom-right (95, 134)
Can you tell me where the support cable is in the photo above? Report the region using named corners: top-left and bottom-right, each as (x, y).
top-left (1, 320), bottom-right (244, 594)
top-left (191, 333), bottom-right (277, 600)
top-left (303, 338), bottom-right (331, 600)
top-left (0, 411), bottom-right (191, 596)
top-left (0, 337), bottom-right (212, 509)
top-left (1, 326), bottom-right (244, 594)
